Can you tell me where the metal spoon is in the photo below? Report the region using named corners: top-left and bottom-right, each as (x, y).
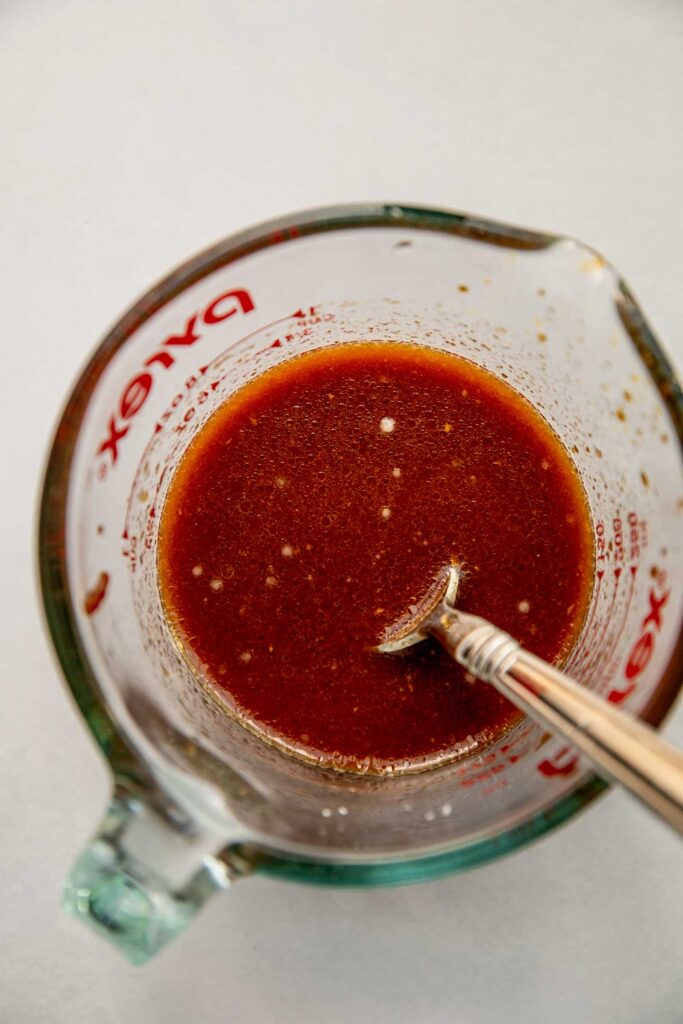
top-left (376, 563), bottom-right (683, 835)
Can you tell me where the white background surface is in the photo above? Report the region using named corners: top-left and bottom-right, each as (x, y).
top-left (2, 1), bottom-right (683, 1021)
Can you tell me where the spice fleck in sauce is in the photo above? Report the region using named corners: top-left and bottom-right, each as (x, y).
top-left (158, 343), bottom-right (594, 773)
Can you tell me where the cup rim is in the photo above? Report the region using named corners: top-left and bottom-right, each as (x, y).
top-left (37, 201), bottom-right (683, 880)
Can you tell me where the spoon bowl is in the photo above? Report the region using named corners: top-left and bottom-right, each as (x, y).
top-left (376, 564), bottom-right (683, 836)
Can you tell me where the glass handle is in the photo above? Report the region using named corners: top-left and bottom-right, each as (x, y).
top-left (63, 792), bottom-right (245, 964)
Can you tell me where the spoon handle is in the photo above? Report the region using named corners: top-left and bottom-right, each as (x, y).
top-left (429, 610), bottom-right (683, 835)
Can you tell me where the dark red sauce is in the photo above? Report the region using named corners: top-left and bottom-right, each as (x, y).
top-left (158, 343), bottom-right (594, 772)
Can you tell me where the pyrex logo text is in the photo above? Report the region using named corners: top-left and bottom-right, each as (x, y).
top-left (97, 288), bottom-right (254, 465)
top-left (607, 579), bottom-right (670, 705)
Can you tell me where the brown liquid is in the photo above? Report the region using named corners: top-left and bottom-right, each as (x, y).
top-left (158, 343), bottom-right (594, 772)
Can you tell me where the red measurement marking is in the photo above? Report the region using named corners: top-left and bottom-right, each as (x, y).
top-left (608, 681), bottom-right (636, 706)
top-left (128, 534), bottom-right (138, 574)
top-left (460, 762), bottom-right (508, 788)
top-left (628, 510), bottom-right (641, 562)
top-left (538, 745), bottom-right (579, 778)
top-left (96, 288), bottom-right (255, 466)
top-left (142, 465), bottom-right (169, 555)
top-left (237, 310), bottom-right (307, 355)
top-left (256, 309), bottom-right (336, 354)
top-left (594, 519), bottom-right (607, 571)
top-left (84, 571), bottom-right (110, 615)
top-left (612, 515), bottom-right (625, 566)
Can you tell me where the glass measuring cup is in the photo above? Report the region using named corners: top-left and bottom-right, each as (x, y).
top-left (38, 203), bottom-right (683, 964)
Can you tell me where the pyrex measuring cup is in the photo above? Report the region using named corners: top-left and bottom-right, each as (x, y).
top-left (39, 203), bottom-right (683, 964)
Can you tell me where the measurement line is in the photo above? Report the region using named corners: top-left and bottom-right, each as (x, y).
top-left (598, 564), bottom-right (638, 686)
top-left (573, 567), bottom-right (621, 674)
top-left (581, 564), bottom-right (637, 689)
top-left (235, 310), bottom-right (307, 354)
top-left (568, 569), bottom-right (604, 667)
